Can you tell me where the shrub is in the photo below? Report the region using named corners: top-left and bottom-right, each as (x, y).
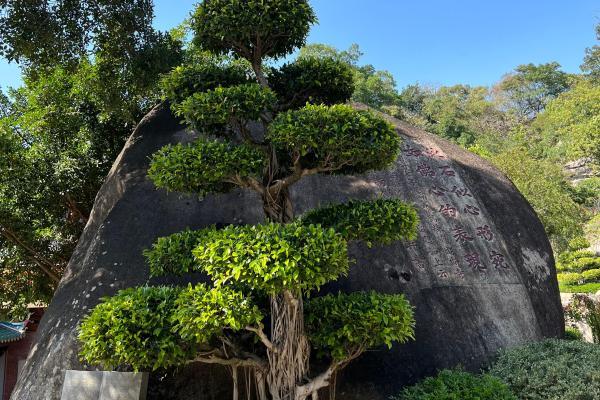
top-left (489, 339), bottom-right (600, 400)
top-left (560, 282), bottom-right (600, 293)
top-left (558, 249), bottom-right (596, 266)
top-left (556, 272), bottom-right (582, 285)
top-left (583, 268), bottom-right (600, 282)
top-left (394, 369), bottom-right (516, 400)
top-left (569, 236), bottom-right (591, 251)
top-left (564, 327), bottom-right (584, 341)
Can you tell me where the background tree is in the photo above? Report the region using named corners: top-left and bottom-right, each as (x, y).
top-left (496, 62), bottom-right (571, 119)
top-left (581, 22), bottom-right (600, 81)
top-left (0, 1), bottom-right (182, 318)
top-left (79, 1), bottom-right (419, 399)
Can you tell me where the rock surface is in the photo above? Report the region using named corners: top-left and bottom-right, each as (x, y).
top-left (11, 103), bottom-right (563, 400)
top-left (564, 157), bottom-right (596, 185)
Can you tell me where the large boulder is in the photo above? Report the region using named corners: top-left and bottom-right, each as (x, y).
top-left (11, 103), bottom-right (563, 400)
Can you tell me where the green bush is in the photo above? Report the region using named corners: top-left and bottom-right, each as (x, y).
top-left (489, 339), bottom-right (600, 400)
top-left (557, 250), bottom-right (597, 270)
top-left (564, 327), bottom-right (584, 341)
top-left (301, 199), bottom-right (419, 246)
top-left (569, 236), bottom-right (592, 251)
top-left (571, 257), bottom-right (600, 272)
top-left (394, 369), bottom-right (516, 400)
top-left (560, 282), bottom-right (600, 293)
top-left (145, 229), bottom-right (211, 277)
top-left (305, 291), bottom-right (414, 361)
top-left (583, 268), bottom-right (600, 282)
top-left (79, 284), bottom-right (263, 371)
top-left (557, 272), bottom-right (582, 285)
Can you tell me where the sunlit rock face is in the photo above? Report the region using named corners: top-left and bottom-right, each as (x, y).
top-left (11, 103), bottom-right (563, 400)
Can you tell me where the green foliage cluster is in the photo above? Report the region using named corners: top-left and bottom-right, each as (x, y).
top-left (301, 199), bottom-right (419, 245)
top-left (489, 339), bottom-right (600, 400)
top-left (268, 104), bottom-right (399, 174)
top-left (270, 57), bottom-right (355, 110)
top-left (538, 79), bottom-right (600, 164)
top-left (175, 83), bottom-right (277, 132)
top-left (190, 223), bottom-right (348, 294)
top-left (564, 326), bottom-right (584, 341)
top-left (556, 236), bottom-right (600, 292)
top-left (172, 284), bottom-right (263, 344)
top-left (147, 138), bottom-right (265, 196)
top-left (79, 284), bottom-right (263, 371)
top-left (394, 369), bottom-right (516, 400)
top-left (306, 291), bottom-right (414, 361)
top-left (144, 229), bottom-right (209, 277)
top-left (488, 147), bottom-right (583, 251)
top-left (192, 0), bottom-right (316, 61)
top-left (568, 178), bottom-right (600, 208)
top-left (160, 56), bottom-right (250, 105)
top-left (0, 0), bottom-right (182, 316)
top-left (499, 62), bottom-right (571, 119)
top-left (79, 286), bottom-right (191, 371)
top-left (297, 43), bottom-right (400, 110)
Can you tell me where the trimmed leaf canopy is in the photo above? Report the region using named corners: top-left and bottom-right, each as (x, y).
top-left (268, 104), bottom-right (400, 175)
top-left (301, 199), bottom-right (420, 245)
top-left (145, 228), bottom-right (211, 277)
top-left (172, 284), bottom-right (263, 344)
top-left (192, 0), bottom-right (317, 61)
top-left (270, 57), bottom-right (355, 110)
top-left (160, 57), bottom-right (251, 105)
top-left (191, 223), bottom-right (349, 294)
top-left (78, 286), bottom-right (191, 371)
top-left (306, 292), bottom-right (415, 361)
top-left (78, 284), bottom-right (263, 371)
top-left (175, 83), bottom-right (277, 132)
top-left (147, 138), bottom-right (265, 196)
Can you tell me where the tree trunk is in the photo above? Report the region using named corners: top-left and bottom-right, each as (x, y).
top-left (262, 187), bottom-right (294, 223)
top-left (267, 291), bottom-right (310, 400)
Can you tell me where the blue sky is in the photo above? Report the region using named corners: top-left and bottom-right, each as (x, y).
top-left (1, 0), bottom-right (599, 90)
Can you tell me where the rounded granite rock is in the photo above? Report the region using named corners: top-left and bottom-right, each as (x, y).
top-left (11, 103), bottom-right (563, 400)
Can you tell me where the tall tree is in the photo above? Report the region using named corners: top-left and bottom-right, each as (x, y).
top-left (0, 1), bottom-right (182, 318)
top-left (497, 62), bottom-right (571, 119)
top-left (79, 1), bottom-right (419, 399)
top-left (581, 22), bottom-right (600, 81)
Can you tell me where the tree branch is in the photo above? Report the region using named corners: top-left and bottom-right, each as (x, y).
top-left (190, 352), bottom-right (266, 369)
top-left (0, 225), bottom-right (61, 283)
top-left (246, 324), bottom-right (279, 353)
top-left (294, 348), bottom-right (366, 400)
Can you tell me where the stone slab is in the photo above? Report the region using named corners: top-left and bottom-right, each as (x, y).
top-left (61, 371), bottom-right (102, 400)
top-left (60, 371), bottom-right (148, 400)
